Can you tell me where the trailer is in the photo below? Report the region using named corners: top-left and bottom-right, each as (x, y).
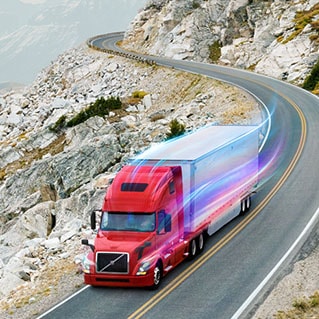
top-left (81, 125), bottom-right (259, 288)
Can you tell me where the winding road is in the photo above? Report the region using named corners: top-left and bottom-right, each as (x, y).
top-left (39, 33), bottom-right (319, 319)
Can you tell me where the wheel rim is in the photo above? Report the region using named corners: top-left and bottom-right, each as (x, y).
top-left (241, 200), bottom-right (245, 213)
top-left (191, 239), bottom-right (197, 256)
top-left (153, 266), bottom-right (161, 286)
top-left (246, 197), bottom-right (251, 210)
top-left (198, 233), bottom-right (204, 251)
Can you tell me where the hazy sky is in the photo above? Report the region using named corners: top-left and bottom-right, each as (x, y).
top-left (20, 0), bottom-right (47, 3)
top-left (0, 0), bottom-right (147, 86)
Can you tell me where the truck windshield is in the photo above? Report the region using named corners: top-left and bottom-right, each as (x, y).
top-left (101, 212), bottom-right (156, 232)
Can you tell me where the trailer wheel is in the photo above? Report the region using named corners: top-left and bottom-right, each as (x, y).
top-left (240, 196), bottom-right (251, 215)
top-left (246, 196), bottom-right (251, 211)
top-left (197, 232), bottom-right (205, 253)
top-left (188, 238), bottom-right (197, 260)
top-left (240, 199), bottom-right (246, 215)
top-left (151, 263), bottom-right (162, 290)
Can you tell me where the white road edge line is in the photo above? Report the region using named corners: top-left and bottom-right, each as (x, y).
top-left (35, 285), bottom-right (89, 319)
top-left (230, 206), bottom-right (319, 319)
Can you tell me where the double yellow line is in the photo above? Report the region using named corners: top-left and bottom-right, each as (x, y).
top-left (128, 88), bottom-right (307, 319)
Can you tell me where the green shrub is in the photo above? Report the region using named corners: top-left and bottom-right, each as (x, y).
top-left (67, 96), bottom-right (122, 128)
top-left (166, 119), bottom-right (185, 140)
top-left (302, 59), bottom-right (319, 91)
top-left (50, 97), bottom-right (122, 132)
top-left (49, 115), bottom-right (67, 133)
top-left (209, 41), bottom-right (221, 63)
top-left (192, 1), bottom-right (200, 9)
top-left (67, 111), bottom-right (89, 128)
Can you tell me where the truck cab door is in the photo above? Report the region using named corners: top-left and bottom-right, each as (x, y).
top-left (156, 210), bottom-right (186, 271)
top-left (156, 210), bottom-right (174, 270)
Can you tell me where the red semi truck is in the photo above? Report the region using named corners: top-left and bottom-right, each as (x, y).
top-left (81, 125), bottom-right (259, 288)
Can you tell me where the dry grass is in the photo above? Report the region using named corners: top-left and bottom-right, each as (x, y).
top-left (280, 3), bottom-right (319, 44)
top-left (275, 291), bottom-right (319, 319)
top-left (121, 91), bottom-right (148, 108)
top-left (0, 134), bottom-right (66, 181)
top-left (221, 104), bottom-right (253, 124)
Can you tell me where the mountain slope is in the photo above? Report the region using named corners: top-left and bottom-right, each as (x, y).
top-left (123, 0), bottom-right (319, 85)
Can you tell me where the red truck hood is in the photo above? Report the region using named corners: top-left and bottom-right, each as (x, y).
top-left (95, 231), bottom-right (154, 253)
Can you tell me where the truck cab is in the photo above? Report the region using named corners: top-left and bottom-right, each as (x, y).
top-left (82, 165), bottom-right (188, 288)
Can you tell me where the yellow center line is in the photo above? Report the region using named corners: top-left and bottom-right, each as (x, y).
top-left (128, 83), bottom-right (307, 319)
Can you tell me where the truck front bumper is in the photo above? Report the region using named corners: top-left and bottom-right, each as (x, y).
top-left (83, 272), bottom-right (155, 288)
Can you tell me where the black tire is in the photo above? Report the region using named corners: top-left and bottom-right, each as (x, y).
top-left (240, 199), bottom-right (245, 215)
top-left (246, 196), bottom-right (251, 211)
top-left (151, 263), bottom-right (162, 290)
top-left (240, 196), bottom-right (251, 215)
top-left (196, 232), bottom-right (205, 254)
top-left (188, 238), bottom-right (197, 260)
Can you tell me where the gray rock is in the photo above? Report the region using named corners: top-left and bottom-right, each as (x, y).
top-left (0, 271), bottom-right (25, 297)
top-left (43, 237), bottom-right (60, 250)
top-left (19, 270), bottom-right (31, 281)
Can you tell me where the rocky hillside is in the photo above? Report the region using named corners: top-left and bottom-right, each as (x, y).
top-left (123, 0), bottom-right (319, 86)
top-left (0, 43), bottom-right (261, 317)
top-left (1, 1), bottom-right (319, 318)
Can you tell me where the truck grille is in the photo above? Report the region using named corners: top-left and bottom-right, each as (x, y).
top-left (96, 252), bottom-right (129, 274)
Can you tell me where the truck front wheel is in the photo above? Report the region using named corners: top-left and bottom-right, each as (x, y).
top-left (151, 263), bottom-right (162, 289)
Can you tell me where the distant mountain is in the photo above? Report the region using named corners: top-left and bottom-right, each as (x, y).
top-left (0, 0), bottom-right (147, 86)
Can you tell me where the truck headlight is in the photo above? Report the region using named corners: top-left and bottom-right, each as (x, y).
top-left (82, 254), bottom-right (93, 274)
top-left (136, 260), bottom-right (151, 276)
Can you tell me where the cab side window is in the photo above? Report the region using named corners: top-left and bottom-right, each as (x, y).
top-left (169, 180), bottom-right (175, 194)
top-left (157, 210), bottom-right (172, 234)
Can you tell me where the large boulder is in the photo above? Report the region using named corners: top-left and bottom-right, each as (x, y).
top-left (0, 131), bottom-right (121, 220)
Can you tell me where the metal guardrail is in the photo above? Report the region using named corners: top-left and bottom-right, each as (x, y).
top-left (86, 33), bottom-right (157, 66)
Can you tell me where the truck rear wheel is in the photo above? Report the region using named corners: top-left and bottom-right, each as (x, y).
top-left (188, 238), bottom-right (197, 260)
top-left (197, 232), bottom-right (205, 253)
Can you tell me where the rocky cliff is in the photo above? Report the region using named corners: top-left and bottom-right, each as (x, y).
top-left (123, 0), bottom-right (319, 85)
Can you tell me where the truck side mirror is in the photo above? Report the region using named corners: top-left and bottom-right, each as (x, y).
top-left (90, 211), bottom-right (96, 230)
top-left (81, 239), bottom-right (95, 252)
top-left (90, 210), bottom-right (102, 230)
